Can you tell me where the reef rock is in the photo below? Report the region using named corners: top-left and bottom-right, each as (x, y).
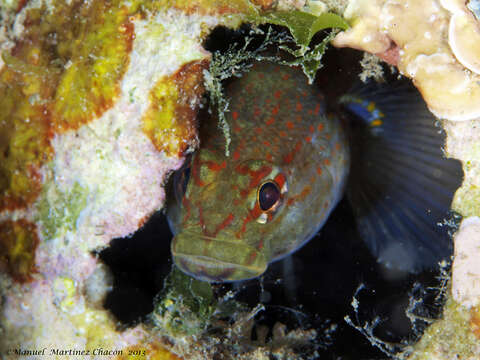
top-left (1, 0), bottom-right (480, 359)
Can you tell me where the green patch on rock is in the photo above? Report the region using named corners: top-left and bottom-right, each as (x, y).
top-left (253, 10), bottom-right (348, 50)
top-left (152, 267), bottom-right (216, 335)
top-left (251, 10), bottom-right (349, 83)
top-left (36, 180), bottom-right (88, 240)
top-left (151, 267), bottom-right (245, 336)
top-left (407, 297), bottom-right (479, 360)
top-left (453, 184), bottom-right (480, 217)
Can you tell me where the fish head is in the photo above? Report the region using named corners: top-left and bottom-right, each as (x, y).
top-left (170, 149), bottom-right (292, 281)
top-left (169, 144), bottom-right (344, 282)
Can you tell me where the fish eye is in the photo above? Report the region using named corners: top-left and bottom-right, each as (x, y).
top-left (258, 181), bottom-right (281, 211)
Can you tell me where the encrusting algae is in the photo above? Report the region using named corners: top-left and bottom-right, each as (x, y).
top-left (1, 0), bottom-right (480, 359)
top-left (143, 60), bottom-right (208, 157)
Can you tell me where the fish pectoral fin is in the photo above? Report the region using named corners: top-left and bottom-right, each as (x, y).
top-left (344, 80), bottom-right (463, 273)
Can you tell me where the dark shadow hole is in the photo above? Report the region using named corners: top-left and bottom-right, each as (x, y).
top-left (98, 211), bottom-right (172, 327)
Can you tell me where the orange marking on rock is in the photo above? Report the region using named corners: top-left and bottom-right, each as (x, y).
top-left (274, 90), bottom-right (282, 99)
top-left (234, 126), bottom-right (242, 133)
top-left (258, 73), bottom-right (265, 79)
top-left (279, 131), bottom-right (287, 137)
top-left (314, 103), bottom-right (321, 115)
top-left (232, 111), bottom-right (239, 120)
top-left (316, 166), bottom-right (322, 175)
top-left (254, 107), bottom-right (261, 117)
top-left (266, 153), bottom-right (273, 161)
top-left (266, 117), bottom-right (275, 125)
top-left (317, 123), bottom-right (324, 132)
top-left (324, 158), bottom-right (331, 166)
top-left (263, 140), bottom-right (271, 147)
top-left (255, 127), bottom-right (263, 134)
top-left (286, 121), bottom-right (294, 130)
top-left (282, 73), bottom-right (290, 80)
top-left (309, 125), bottom-right (315, 133)
top-left (335, 142), bottom-right (341, 151)
top-left (296, 102), bottom-right (303, 112)
top-left (272, 105), bottom-right (279, 115)
top-left (471, 308), bottom-right (480, 339)
top-left (305, 136), bottom-right (312, 143)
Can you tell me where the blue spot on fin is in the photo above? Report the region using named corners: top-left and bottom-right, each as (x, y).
top-left (342, 80), bottom-right (463, 272)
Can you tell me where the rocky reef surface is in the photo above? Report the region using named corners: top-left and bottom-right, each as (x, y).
top-left (0, 0), bottom-right (479, 359)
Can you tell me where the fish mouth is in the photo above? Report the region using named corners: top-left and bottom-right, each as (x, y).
top-left (171, 232), bottom-right (268, 282)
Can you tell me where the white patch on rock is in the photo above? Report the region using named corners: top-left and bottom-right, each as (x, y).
top-left (45, 9), bottom-right (218, 246)
top-left (452, 216), bottom-right (480, 308)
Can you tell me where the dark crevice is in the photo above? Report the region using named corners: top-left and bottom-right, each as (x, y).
top-left (99, 211), bottom-right (172, 327)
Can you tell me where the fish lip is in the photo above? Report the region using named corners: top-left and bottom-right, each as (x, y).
top-left (171, 233), bottom-right (268, 282)
top-left (172, 253), bottom-right (266, 283)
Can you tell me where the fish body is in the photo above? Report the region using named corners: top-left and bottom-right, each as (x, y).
top-left (167, 61), bottom-right (463, 282)
top-left (168, 62), bottom-right (349, 282)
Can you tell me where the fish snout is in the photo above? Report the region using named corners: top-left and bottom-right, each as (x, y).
top-left (171, 232), bottom-right (268, 282)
